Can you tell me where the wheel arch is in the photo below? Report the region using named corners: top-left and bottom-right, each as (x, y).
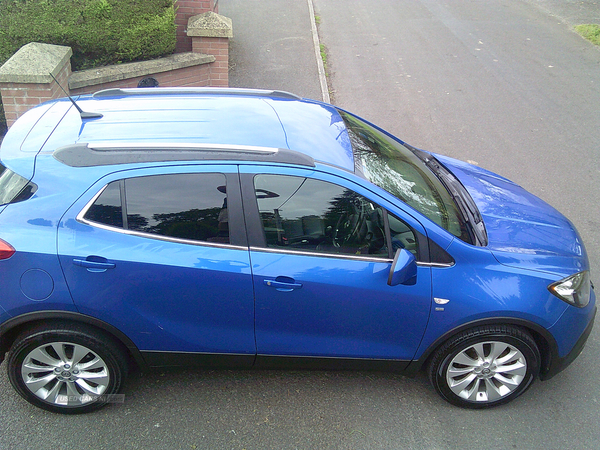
top-left (405, 317), bottom-right (558, 378)
top-left (0, 311), bottom-right (147, 371)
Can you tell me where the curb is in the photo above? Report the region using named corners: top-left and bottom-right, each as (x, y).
top-left (307, 0), bottom-right (330, 104)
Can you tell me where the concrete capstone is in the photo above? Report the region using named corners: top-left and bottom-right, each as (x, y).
top-left (0, 43), bottom-right (72, 84)
top-left (69, 52), bottom-right (215, 90)
top-left (187, 11), bottom-right (233, 38)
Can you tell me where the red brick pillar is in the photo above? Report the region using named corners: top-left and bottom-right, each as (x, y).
top-left (0, 43), bottom-right (72, 127)
top-left (188, 12), bottom-right (232, 87)
top-left (175, 0), bottom-right (218, 53)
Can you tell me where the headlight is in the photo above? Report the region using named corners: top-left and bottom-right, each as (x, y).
top-left (548, 271), bottom-right (591, 308)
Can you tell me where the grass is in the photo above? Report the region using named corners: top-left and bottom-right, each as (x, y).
top-left (575, 24), bottom-right (600, 46)
top-left (320, 43), bottom-right (329, 77)
top-left (313, 10), bottom-right (333, 100)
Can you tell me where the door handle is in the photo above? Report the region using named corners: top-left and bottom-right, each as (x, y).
top-left (264, 277), bottom-right (303, 292)
top-left (73, 257), bottom-right (116, 272)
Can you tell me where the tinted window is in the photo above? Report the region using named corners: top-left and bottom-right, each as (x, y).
top-left (0, 163), bottom-right (37, 206)
top-left (254, 174), bottom-right (389, 258)
top-left (85, 181), bottom-right (123, 228)
top-left (389, 213), bottom-right (418, 257)
top-left (84, 173), bottom-right (229, 244)
top-left (125, 174), bottom-right (228, 243)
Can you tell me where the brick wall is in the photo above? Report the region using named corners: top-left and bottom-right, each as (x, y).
top-left (175, 0), bottom-right (218, 53)
top-left (192, 37), bottom-right (229, 87)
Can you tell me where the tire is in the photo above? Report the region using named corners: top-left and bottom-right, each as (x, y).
top-left (428, 325), bottom-right (540, 408)
top-left (6, 323), bottom-right (128, 414)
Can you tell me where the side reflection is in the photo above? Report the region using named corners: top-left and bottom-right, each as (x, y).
top-left (255, 175), bottom-right (389, 258)
top-left (84, 174), bottom-right (230, 244)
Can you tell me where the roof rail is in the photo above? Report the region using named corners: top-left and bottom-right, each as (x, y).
top-left (92, 87), bottom-right (302, 100)
top-left (86, 142), bottom-right (279, 153)
top-left (53, 142), bottom-right (315, 168)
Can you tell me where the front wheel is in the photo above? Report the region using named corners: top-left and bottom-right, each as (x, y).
top-left (428, 325), bottom-right (540, 408)
top-left (7, 323), bottom-right (127, 414)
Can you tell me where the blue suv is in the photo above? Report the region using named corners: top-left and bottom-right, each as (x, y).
top-left (0, 88), bottom-right (595, 413)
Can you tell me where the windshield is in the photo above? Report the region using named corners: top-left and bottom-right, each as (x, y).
top-left (338, 110), bottom-right (472, 243)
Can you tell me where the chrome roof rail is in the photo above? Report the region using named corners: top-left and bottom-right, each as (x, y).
top-left (92, 87), bottom-right (302, 100)
top-left (53, 142), bottom-right (315, 168)
top-left (87, 142), bottom-right (279, 154)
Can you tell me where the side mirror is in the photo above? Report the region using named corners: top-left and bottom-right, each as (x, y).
top-left (387, 248), bottom-right (417, 286)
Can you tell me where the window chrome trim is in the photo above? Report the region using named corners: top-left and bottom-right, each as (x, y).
top-left (77, 187), bottom-right (246, 251)
top-left (250, 246), bottom-right (392, 263)
top-left (249, 246), bottom-right (454, 267)
top-left (425, 261), bottom-right (455, 268)
top-left (77, 187), bottom-right (456, 262)
top-left (78, 217), bottom-right (248, 251)
top-left (78, 184), bottom-right (109, 219)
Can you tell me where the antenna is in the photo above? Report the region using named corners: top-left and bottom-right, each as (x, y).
top-left (49, 73), bottom-right (103, 120)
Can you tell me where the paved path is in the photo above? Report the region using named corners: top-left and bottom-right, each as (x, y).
top-left (220, 0), bottom-right (325, 101)
top-left (529, 0), bottom-right (600, 25)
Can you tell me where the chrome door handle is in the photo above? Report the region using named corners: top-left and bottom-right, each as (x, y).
top-left (264, 278), bottom-right (303, 292)
top-left (73, 258), bottom-right (116, 272)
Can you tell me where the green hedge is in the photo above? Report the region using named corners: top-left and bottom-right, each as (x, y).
top-left (0, 0), bottom-right (177, 70)
top-left (0, 1), bottom-right (178, 135)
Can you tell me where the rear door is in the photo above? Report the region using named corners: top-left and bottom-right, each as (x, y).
top-left (58, 165), bottom-right (256, 367)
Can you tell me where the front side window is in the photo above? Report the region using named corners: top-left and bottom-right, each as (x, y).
top-left (254, 174), bottom-right (417, 259)
top-left (83, 173), bottom-right (229, 244)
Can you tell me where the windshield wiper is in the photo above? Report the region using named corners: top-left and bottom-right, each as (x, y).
top-left (410, 147), bottom-right (487, 246)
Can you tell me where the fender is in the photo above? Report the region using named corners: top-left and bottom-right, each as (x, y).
top-left (0, 310), bottom-right (148, 370)
top-left (404, 316), bottom-right (559, 378)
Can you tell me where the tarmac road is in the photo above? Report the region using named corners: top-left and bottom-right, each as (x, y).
top-left (313, 1), bottom-right (600, 446)
top-left (1, 1), bottom-right (600, 449)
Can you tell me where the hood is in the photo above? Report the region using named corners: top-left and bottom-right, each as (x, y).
top-left (435, 154), bottom-right (588, 276)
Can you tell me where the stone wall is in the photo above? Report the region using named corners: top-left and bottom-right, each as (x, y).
top-left (0, 8), bottom-right (232, 128)
top-left (69, 53), bottom-right (216, 96)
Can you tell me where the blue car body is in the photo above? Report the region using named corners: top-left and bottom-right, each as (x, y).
top-left (0, 88), bottom-right (595, 411)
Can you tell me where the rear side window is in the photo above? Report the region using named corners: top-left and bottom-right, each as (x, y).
top-left (82, 173), bottom-right (229, 244)
top-left (0, 163), bottom-right (37, 206)
top-left (84, 181), bottom-right (123, 227)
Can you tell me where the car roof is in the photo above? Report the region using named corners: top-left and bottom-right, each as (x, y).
top-left (0, 88), bottom-right (356, 175)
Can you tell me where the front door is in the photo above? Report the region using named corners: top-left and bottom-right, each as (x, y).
top-left (244, 171), bottom-right (432, 364)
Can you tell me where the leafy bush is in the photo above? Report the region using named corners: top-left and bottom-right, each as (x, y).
top-left (0, 0), bottom-right (177, 70)
top-left (0, 0), bottom-right (177, 134)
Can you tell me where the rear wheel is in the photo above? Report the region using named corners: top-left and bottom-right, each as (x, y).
top-left (428, 325), bottom-right (540, 408)
top-left (7, 323), bottom-right (127, 414)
